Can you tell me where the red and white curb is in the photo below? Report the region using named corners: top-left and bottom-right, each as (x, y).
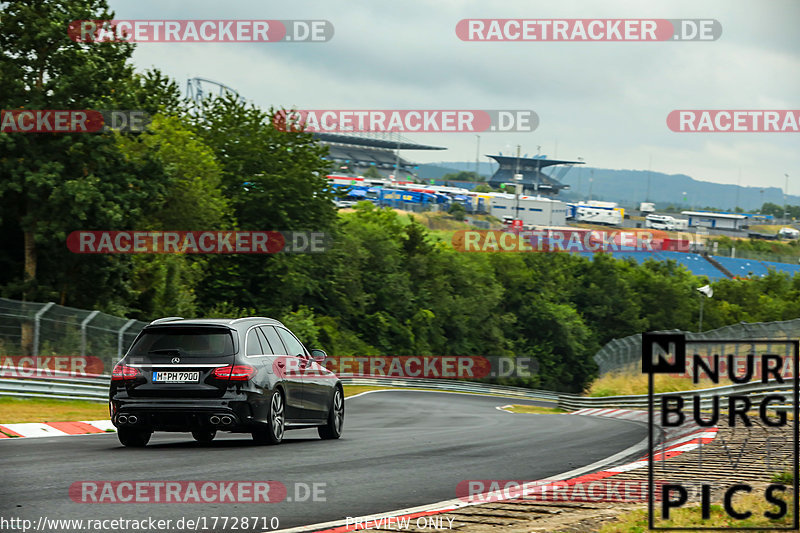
top-left (0, 390), bottom-right (544, 440)
top-left (0, 419), bottom-right (114, 439)
top-left (569, 408), bottom-right (718, 473)
top-left (275, 407), bottom-right (718, 533)
top-left (0, 391), bottom-right (391, 440)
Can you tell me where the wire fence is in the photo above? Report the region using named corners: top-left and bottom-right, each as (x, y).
top-left (6, 296), bottom-right (798, 386)
top-left (0, 298), bottom-right (147, 373)
top-left (594, 319), bottom-right (800, 375)
top-left (714, 245), bottom-right (800, 265)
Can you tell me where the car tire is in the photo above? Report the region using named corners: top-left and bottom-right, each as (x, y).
top-left (253, 390), bottom-right (284, 445)
top-left (118, 427), bottom-right (151, 447)
top-left (191, 429), bottom-right (216, 443)
top-left (318, 387), bottom-right (344, 440)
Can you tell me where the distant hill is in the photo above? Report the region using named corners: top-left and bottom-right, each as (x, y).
top-left (417, 162), bottom-right (497, 180)
top-left (417, 162), bottom-right (794, 211)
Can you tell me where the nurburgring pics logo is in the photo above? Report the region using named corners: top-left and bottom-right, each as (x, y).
top-left (675, 353), bottom-right (795, 380)
top-left (273, 110), bottom-right (538, 133)
top-left (66, 231), bottom-right (331, 254)
top-left (643, 333), bottom-right (799, 530)
top-left (0, 110), bottom-right (151, 133)
top-left (456, 19), bottom-right (721, 41)
top-left (68, 20), bottom-right (333, 42)
top-left (667, 110), bottom-right (800, 132)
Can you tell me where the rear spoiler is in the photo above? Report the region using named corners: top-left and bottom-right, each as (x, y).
top-left (149, 316), bottom-right (184, 325)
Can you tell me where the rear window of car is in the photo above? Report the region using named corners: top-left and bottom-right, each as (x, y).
top-left (129, 327), bottom-right (235, 357)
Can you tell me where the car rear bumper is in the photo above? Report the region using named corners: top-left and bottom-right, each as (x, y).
top-left (111, 397), bottom-right (258, 432)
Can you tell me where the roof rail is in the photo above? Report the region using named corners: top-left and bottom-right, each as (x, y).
top-left (230, 316), bottom-right (276, 324)
top-left (149, 316), bottom-right (184, 325)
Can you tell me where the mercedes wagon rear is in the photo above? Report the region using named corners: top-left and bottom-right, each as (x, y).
top-left (109, 317), bottom-right (344, 447)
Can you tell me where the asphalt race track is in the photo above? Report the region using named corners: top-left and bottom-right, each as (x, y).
top-left (0, 391), bottom-right (646, 531)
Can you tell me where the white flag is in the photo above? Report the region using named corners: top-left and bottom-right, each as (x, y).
top-left (697, 285), bottom-right (713, 298)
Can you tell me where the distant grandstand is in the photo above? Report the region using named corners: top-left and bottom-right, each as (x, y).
top-left (314, 132), bottom-right (445, 181)
top-left (184, 77), bottom-right (444, 182)
top-left (579, 250), bottom-right (800, 281)
top-left (487, 155), bottom-right (582, 196)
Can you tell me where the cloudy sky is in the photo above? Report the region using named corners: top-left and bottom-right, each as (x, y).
top-left (108, 0), bottom-right (799, 192)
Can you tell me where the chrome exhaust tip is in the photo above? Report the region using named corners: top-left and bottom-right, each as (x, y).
top-left (118, 415), bottom-right (128, 425)
top-left (209, 415), bottom-right (220, 425)
top-left (128, 415), bottom-right (138, 424)
top-left (220, 415), bottom-right (233, 425)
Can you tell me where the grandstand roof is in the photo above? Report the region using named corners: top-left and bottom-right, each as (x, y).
top-left (487, 155), bottom-right (580, 194)
top-left (487, 155), bottom-right (584, 168)
top-left (325, 146), bottom-right (413, 167)
top-left (313, 132), bottom-right (446, 151)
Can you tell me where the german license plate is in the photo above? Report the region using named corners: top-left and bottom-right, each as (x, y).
top-left (152, 371), bottom-right (199, 383)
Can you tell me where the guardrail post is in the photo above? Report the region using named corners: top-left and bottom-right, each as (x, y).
top-left (32, 302), bottom-right (55, 361)
top-left (117, 319), bottom-right (137, 360)
top-left (80, 310), bottom-right (100, 357)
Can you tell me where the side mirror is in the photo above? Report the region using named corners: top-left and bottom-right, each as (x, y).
top-left (310, 349), bottom-right (327, 363)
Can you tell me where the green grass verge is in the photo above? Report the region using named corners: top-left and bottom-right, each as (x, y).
top-left (0, 387), bottom-right (382, 425)
top-left (0, 396), bottom-right (108, 424)
top-left (587, 363), bottom-right (724, 397)
top-left (599, 491), bottom-right (795, 531)
top-left (0, 385), bottom-right (537, 427)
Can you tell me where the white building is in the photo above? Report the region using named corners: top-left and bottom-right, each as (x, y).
top-left (488, 193), bottom-right (567, 227)
top-left (681, 211), bottom-right (747, 230)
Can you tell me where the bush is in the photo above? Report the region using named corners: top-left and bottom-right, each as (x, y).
top-left (448, 202), bottom-right (466, 221)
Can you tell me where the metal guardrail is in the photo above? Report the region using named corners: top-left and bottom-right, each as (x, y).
top-left (1, 373), bottom-right (790, 412)
top-left (338, 376), bottom-right (559, 401)
top-left (0, 368), bottom-right (110, 402)
top-left (0, 377), bottom-right (108, 402)
top-left (0, 374), bottom-right (558, 404)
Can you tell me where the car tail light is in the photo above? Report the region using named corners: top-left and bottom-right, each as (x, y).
top-left (212, 364), bottom-right (256, 381)
top-left (111, 364), bottom-right (141, 381)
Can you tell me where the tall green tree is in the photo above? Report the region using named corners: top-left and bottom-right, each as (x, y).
top-left (113, 114), bottom-right (233, 319)
top-left (189, 96), bottom-right (338, 312)
top-left (116, 114), bottom-right (230, 231)
top-left (0, 0), bottom-right (158, 308)
top-left (191, 96), bottom-right (336, 231)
